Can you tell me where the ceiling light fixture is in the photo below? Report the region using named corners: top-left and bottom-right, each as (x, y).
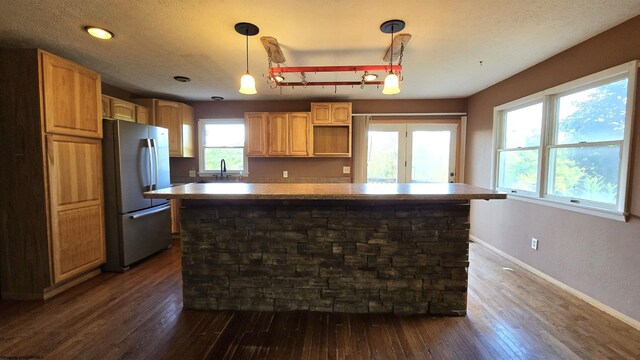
top-left (84, 26), bottom-right (114, 40)
top-left (381, 19), bottom-right (404, 95)
top-left (173, 76), bottom-right (191, 82)
top-left (235, 22), bottom-right (259, 95)
top-left (362, 72), bottom-right (378, 82)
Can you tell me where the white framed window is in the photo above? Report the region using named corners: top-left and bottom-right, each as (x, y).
top-left (198, 119), bottom-right (248, 176)
top-left (492, 61), bottom-right (637, 221)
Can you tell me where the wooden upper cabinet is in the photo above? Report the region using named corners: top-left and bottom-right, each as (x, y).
top-left (179, 103), bottom-right (195, 158)
top-left (311, 102), bottom-right (352, 157)
top-left (331, 103), bottom-right (351, 124)
top-left (41, 51), bottom-right (102, 138)
top-left (288, 113), bottom-right (310, 156)
top-left (110, 98), bottom-right (136, 122)
top-left (245, 112), bottom-right (268, 156)
top-left (311, 102), bottom-right (352, 125)
top-left (101, 95), bottom-right (111, 118)
top-left (135, 105), bottom-right (150, 125)
top-left (155, 100), bottom-right (182, 156)
top-left (268, 113), bottom-right (289, 156)
top-left (132, 98), bottom-right (193, 157)
top-left (311, 103), bottom-right (331, 124)
top-left (46, 134), bottom-right (105, 283)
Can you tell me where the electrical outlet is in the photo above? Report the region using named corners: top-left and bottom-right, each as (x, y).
top-left (531, 238), bottom-right (539, 250)
top-left (343, 166), bottom-right (351, 174)
top-left (188, 170), bottom-right (196, 178)
top-left (283, 170), bottom-right (288, 178)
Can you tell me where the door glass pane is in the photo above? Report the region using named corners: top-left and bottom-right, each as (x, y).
top-left (556, 78), bottom-right (627, 144)
top-left (497, 149), bottom-right (539, 192)
top-left (546, 145), bottom-right (620, 204)
top-left (411, 131), bottom-right (450, 183)
top-left (367, 131), bottom-right (399, 183)
top-left (504, 102), bottom-right (542, 148)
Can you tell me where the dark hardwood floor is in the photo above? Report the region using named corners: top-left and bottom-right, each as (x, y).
top-left (1, 237), bottom-right (639, 359)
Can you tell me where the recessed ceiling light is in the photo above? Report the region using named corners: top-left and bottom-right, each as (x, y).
top-left (211, 96), bottom-right (224, 101)
top-left (84, 26), bottom-right (114, 40)
top-left (274, 75), bottom-right (285, 82)
top-left (174, 76), bottom-right (191, 82)
top-left (363, 72), bottom-right (378, 82)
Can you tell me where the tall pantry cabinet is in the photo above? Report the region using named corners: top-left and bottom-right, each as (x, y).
top-left (0, 49), bottom-right (106, 300)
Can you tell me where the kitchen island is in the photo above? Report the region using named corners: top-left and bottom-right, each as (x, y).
top-left (145, 183), bottom-right (505, 315)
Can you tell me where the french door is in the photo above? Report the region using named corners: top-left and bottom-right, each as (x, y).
top-left (367, 122), bottom-right (459, 183)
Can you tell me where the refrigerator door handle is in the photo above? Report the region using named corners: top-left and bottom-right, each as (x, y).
top-left (152, 138), bottom-right (159, 190)
top-left (146, 138), bottom-right (154, 191)
top-left (129, 205), bottom-right (171, 219)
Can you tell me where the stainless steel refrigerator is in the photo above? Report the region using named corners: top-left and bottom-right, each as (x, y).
top-left (102, 119), bottom-right (172, 272)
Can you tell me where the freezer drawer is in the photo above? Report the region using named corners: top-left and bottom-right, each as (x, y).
top-left (103, 204), bottom-right (172, 272)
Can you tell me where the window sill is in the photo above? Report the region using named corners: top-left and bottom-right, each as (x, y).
top-left (505, 193), bottom-right (628, 222)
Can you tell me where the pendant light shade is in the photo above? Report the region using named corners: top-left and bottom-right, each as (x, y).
top-left (380, 19), bottom-right (405, 95)
top-left (235, 22), bottom-right (259, 95)
top-left (239, 73), bottom-right (257, 95)
top-left (382, 72), bottom-right (400, 95)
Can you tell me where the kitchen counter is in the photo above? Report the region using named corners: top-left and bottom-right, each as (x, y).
top-left (145, 182), bottom-right (505, 201)
top-left (144, 183), bottom-right (505, 315)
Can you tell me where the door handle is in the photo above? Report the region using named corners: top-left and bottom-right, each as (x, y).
top-left (146, 138), bottom-right (153, 191)
top-left (152, 138), bottom-right (159, 190)
top-left (129, 205), bottom-right (171, 219)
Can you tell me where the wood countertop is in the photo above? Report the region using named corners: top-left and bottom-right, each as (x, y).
top-left (144, 183), bottom-right (506, 201)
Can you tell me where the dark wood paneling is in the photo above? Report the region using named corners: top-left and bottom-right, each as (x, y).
top-left (0, 49), bottom-right (51, 296)
top-left (0, 239), bottom-right (638, 358)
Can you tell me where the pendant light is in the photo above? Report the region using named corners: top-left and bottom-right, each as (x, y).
top-left (380, 20), bottom-right (405, 95)
top-left (235, 22), bottom-right (259, 95)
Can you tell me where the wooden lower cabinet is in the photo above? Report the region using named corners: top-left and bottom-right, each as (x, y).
top-left (47, 135), bottom-right (105, 283)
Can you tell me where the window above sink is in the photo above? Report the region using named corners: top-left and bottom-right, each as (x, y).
top-left (198, 119), bottom-right (248, 176)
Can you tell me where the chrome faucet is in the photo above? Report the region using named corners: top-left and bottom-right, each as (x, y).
top-left (220, 159), bottom-right (227, 178)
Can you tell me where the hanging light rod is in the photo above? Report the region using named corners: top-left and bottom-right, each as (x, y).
top-left (267, 65), bottom-right (401, 87)
top-left (269, 65), bottom-right (402, 74)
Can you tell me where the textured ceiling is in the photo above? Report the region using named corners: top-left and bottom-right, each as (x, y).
top-left (1, 0), bottom-right (640, 101)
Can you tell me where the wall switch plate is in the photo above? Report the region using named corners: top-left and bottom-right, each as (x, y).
top-left (531, 238), bottom-right (539, 250)
top-left (283, 170), bottom-right (288, 178)
top-left (188, 170), bottom-right (197, 177)
top-left (343, 166), bottom-right (351, 174)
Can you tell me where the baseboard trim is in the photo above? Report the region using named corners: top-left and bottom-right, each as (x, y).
top-left (43, 268), bottom-right (102, 300)
top-left (469, 234), bottom-right (640, 332)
